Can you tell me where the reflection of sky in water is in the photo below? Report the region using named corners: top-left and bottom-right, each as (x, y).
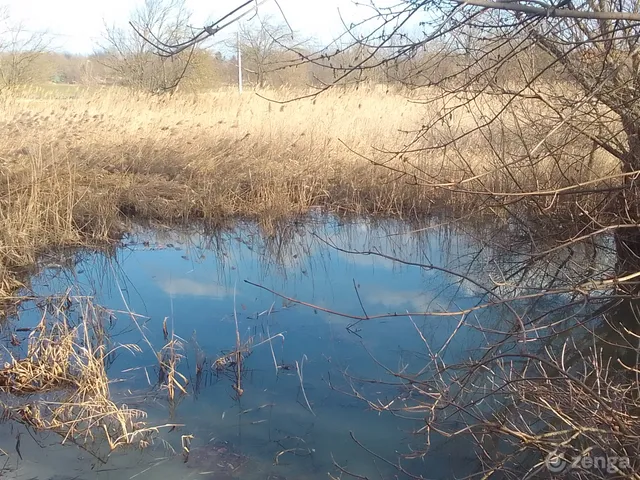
top-left (3, 219), bottom-right (512, 480)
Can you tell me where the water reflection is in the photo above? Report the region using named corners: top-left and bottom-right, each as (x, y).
top-left (0, 217), bottom-right (622, 480)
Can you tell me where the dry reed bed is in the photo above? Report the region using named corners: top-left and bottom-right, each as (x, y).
top-left (0, 85), bottom-right (621, 305)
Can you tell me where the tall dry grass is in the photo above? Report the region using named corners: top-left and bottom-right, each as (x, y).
top-left (0, 84), bottom-right (621, 308)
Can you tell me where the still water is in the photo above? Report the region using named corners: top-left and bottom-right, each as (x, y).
top-left (0, 217), bottom-right (591, 479)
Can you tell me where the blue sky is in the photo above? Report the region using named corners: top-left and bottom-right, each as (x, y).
top-left (3, 0), bottom-right (380, 54)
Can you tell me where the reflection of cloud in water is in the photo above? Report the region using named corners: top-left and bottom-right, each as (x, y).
top-left (158, 277), bottom-right (233, 298)
top-left (329, 223), bottom-right (430, 270)
top-left (339, 251), bottom-right (396, 269)
top-left (364, 288), bottom-right (440, 312)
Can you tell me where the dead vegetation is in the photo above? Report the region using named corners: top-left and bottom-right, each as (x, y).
top-left (157, 334), bottom-right (188, 417)
top-left (0, 294), bottom-right (157, 463)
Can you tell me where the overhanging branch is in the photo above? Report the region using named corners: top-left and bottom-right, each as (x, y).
top-left (133, 0), bottom-right (267, 56)
top-left (459, 0), bottom-right (640, 20)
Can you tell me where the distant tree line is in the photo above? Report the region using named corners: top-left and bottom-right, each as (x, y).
top-left (0, 0), bottom-right (566, 94)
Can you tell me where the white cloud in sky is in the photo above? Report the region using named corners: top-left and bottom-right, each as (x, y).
top-left (3, 0), bottom-right (385, 53)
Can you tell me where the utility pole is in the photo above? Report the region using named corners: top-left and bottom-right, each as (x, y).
top-left (237, 31), bottom-right (243, 94)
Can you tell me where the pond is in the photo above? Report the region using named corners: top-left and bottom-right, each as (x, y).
top-left (0, 217), bottom-right (609, 480)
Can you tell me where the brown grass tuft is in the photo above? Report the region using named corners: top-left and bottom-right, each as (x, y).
top-left (0, 294), bottom-right (155, 462)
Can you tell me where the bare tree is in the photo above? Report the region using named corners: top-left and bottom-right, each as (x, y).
top-left (0, 6), bottom-right (48, 90)
top-left (136, 0), bottom-right (640, 477)
top-left (300, 2), bottom-right (640, 477)
top-left (99, 0), bottom-right (196, 94)
top-left (235, 17), bottom-right (294, 88)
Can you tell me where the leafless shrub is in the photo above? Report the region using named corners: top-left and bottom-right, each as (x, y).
top-left (98, 0), bottom-right (196, 94)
